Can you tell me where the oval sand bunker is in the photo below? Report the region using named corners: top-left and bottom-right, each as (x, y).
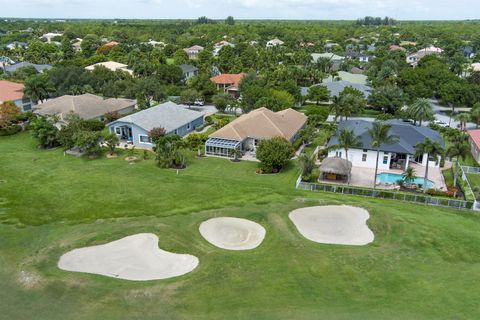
top-left (199, 217), bottom-right (266, 250)
top-left (289, 205), bottom-right (374, 246)
top-left (58, 233), bottom-right (198, 281)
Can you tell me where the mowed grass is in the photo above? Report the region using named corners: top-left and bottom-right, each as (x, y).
top-left (1, 133), bottom-right (480, 319)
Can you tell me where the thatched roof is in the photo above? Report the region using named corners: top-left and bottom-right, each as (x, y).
top-left (320, 157), bottom-right (352, 176)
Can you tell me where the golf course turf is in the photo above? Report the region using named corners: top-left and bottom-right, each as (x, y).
top-left (1, 133), bottom-right (480, 319)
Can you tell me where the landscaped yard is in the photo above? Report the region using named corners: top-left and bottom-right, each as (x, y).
top-left (2, 133), bottom-right (480, 319)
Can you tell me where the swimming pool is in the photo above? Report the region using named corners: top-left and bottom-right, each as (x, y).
top-left (377, 172), bottom-right (434, 189)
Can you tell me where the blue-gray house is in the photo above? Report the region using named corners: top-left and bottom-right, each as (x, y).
top-left (107, 101), bottom-right (204, 148)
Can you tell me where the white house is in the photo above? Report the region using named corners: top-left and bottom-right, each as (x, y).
top-left (266, 38), bottom-right (284, 48)
top-left (40, 32), bottom-right (63, 43)
top-left (327, 120), bottom-right (445, 171)
top-left (213, 41), bottom-right (235, 56)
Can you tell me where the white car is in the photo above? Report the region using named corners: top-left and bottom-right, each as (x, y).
top-left (194, 99), bottom-right (204, 106)
top-left (433, 120), bottom-right (449, 127)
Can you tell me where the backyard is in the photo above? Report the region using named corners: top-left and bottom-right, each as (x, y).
top-left (1, 133), bottom-right (480, 319)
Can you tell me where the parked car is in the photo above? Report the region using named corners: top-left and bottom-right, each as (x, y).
top-left (433, 120), bottom-right (449, 127)
top-left (194, 99), bottom-right (204, 106)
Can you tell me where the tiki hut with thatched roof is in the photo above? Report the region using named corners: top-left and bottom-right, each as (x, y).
top-left (319, 157), bottom-right (352, 182)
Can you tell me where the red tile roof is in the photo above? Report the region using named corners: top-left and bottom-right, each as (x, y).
top-left (210, 73), bottom-right (246, 87)
top-left (468, 129), bottom-right (480, 149)
top-left (0, 80), bottom-right (25, 102)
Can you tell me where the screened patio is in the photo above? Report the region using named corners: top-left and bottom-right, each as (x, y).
top-left (205, 138), bottom-right (242, 157)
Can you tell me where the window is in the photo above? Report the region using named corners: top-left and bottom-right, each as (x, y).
top-left (363, 149), bottom-right (367, 152)
top-left (187, 122), bottom-right (191, 130)
top-left (362, 153), bottom-right (367, 162)
top-left (115, 127), bottom-right (121, 134)
top-left (139, 135), bottom-right (152, 144)
top-left (174, 129), bottom-right (178, 135)
top-left (383, 156), bottom-right (388, 164)
top-left (23, 104), bottom-right (31, 111)
top-left (336, 151), bottom-right (342, 158)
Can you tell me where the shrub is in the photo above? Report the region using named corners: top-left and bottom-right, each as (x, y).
top-left (149, 127), bottom-right (166, 144)
top-left (256, 137), bottom-right (294, 173)
top-left (205, 116), bottom-right (213, 125)
top-left (0, 124), bottom-right (22, 136)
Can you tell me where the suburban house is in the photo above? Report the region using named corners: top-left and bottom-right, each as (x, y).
top-left (311, 52), bottom-right (345, 63)
top-left (407, 46), bottom-right (444, 67)
top-left (302, 79), bottom-right (371, 100)
top-left (4, 61), bottom-right (52, 73)
top-left (184, 45), bottom-right (204, 59)
top-left (266, 38), bottom-right (284, 48)
top-left (0, 80), bottom-right (34, 112)
top-left (85, 61), bottom-right (133, 75)
top-left (327, 120), bottom-right (445, 171)
top-left (345, 52), bottom-right (372, 63)
top-left (145, 40), bottom-right (166, 48)
top-left (0, 56), bottom-right (15, 69)
top-left (72, 38), bottom-right (83, 52)
top-left (108, 101), bottom-right (204, 148)
top-left (40, 32), bottom-right (63, 43)
top-left (180, 64), bottom-right (199, 81)
top-left (205, 107), bottom-right (307, 158)
top-left (462, 46), bottom-right (475, 59)
top-left (210, 73), bottom-right (246, 98)
top-left (467, 129), bottom-right (480, 164)
top-left (6, 42), bottom-right (28, 50)
top-left (213, 41), bottom-right (235, 56)
top-left (34, 93), bottom-right (136, 123)
top-left (389, 45), bottom-right (407, 52)
top-left (97, 41), bottom-right (119, 53)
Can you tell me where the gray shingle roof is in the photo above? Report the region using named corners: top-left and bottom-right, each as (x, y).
top-left (5, 61), bottom-right (52, 73)
top-left (109, 101), bottom-right (203, 133)
top-left (321, 80), bottom-right (372, 98)
top-left (328, 119), bottom-right (445, 155)
top-left (179, 64), bottom-right (198, 74)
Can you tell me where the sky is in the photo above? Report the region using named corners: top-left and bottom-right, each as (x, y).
top-left (0, 0), bottom-right (478, 20)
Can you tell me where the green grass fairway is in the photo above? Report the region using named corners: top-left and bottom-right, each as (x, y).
top-left (2, 133), bottom-right (480, 319)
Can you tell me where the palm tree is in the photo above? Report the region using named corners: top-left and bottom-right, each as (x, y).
top-left (455, 113), bottom-right (470, 131)
top-left (330, 96), bottom-right (342, 122)
top-left (368, 121), bottom-right (399, 189)
top-left (409, 98), bottom-right (434, 126)
top-left (402, 167), bottom-right (416, 188)
top-left (335, 128), bottom-right (361, 184)
top-left (414, 138), bottom-right (444, 193)
top-left (23, 74), bottom-right (54, 103)
top-left (470, 104), bottom-right (480, 129)
top-left (447, 142), bottom-right (470, 193)
top-left (299, 152), bottom-right (316, 181)
top-left (229, 148), bottom-right (243, 161)
top-left (329, 70), bottom-right (339, 82)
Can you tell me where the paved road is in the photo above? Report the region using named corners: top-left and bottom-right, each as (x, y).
top-left (429, 98), bottom-right (475, 130)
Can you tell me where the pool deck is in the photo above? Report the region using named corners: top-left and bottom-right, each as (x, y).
top-left (321, 162), bottom-right (449, 191)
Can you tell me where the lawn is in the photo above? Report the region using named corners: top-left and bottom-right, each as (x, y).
top-left (2, 133), bottom-right (480, 319)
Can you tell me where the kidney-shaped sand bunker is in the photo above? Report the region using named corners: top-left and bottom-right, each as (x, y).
top-left (289, 205), bottom-right (374, 246)
top-left (199, 217), bottom-right (266, 250)
top-left (58, 233), bottom-right (199, 281)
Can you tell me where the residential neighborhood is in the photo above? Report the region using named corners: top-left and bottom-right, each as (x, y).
top-left (2, 10), bottom-right (480, 320)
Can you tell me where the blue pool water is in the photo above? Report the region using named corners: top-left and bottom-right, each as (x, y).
top-left (377, 173), bottom-right (434, 189)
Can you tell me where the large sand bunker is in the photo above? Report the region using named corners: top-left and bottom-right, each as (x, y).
top-left (58, 233), bottom-right (199, 281)
top-left (199, 217), bottom-right (266, 250)
top-left (289, 205), bottom-right (374, 246)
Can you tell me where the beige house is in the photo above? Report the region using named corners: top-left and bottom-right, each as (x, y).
top-left (205, 107), bottom-right (307, 158)
top-left (184, 45), bottom-right (204, 59)
top-left (34, 93), bottom-right (136, 124)
top-left (85, 61), bottom-right (133, 75)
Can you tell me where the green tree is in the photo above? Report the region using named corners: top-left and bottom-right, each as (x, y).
top-left (155, 135), bottom-right (188, 169)
top-left (455, 113), bottom-right (470, 131)
top-left (402, 167), bottom-right (416, 188)
top-left (306, 85), bottom-right (330, 105)
top-left (447, 142), bottom-right (470, 193)
top-left (31, 116), bottom-right (60, 149)
top-left (225, 16), bottom-right (235, 25)
top-left (368, 85), bottom-right (404, 114)
top-left (81, 34), bottom-right (101, 57)
top-left (180, 89), bottom-right (201, 108)
top-left (470, 103), bottom-right (480, 128)
top-left (104, 132), bottom-right (119, 155)
top-left (212, 93), bottom-right (234, 113)
top-left (23, 73), bottom-right (54, 103)
top-left (368, 121), bottom-right (399, 189)
top-left (408, 98), bottom-right (434, 126)
top-left (299, 152), bottom-right (316, 181)
top-left (256, 137), bottom-right (295, 173)
top-left (415, 138), bottom-right (444, 193)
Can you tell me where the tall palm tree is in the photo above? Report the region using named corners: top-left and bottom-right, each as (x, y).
top-left (402, 167), bottom-right (416, 188)
top-left (447, 142), bottom-right (470, 193)
top-left (330, 96), bottom-right (342, 122)
top-left (368, 121), bottom-right (399, 189)
top-left (409, 98), bottom-right (434, 126)
top-left (335, 128), bottom-right (361, 184)
top-left (414, 138), bottom-right (444, 193)
top-left (455, 113), bottom-right (470, 131)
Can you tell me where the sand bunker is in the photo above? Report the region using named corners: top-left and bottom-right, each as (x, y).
top-left (199, 217), bottom-right (266, 250)
top-left (58, 233), bottom-right (198, 281)
top-left (289, 205), bottom-right (374, 246)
